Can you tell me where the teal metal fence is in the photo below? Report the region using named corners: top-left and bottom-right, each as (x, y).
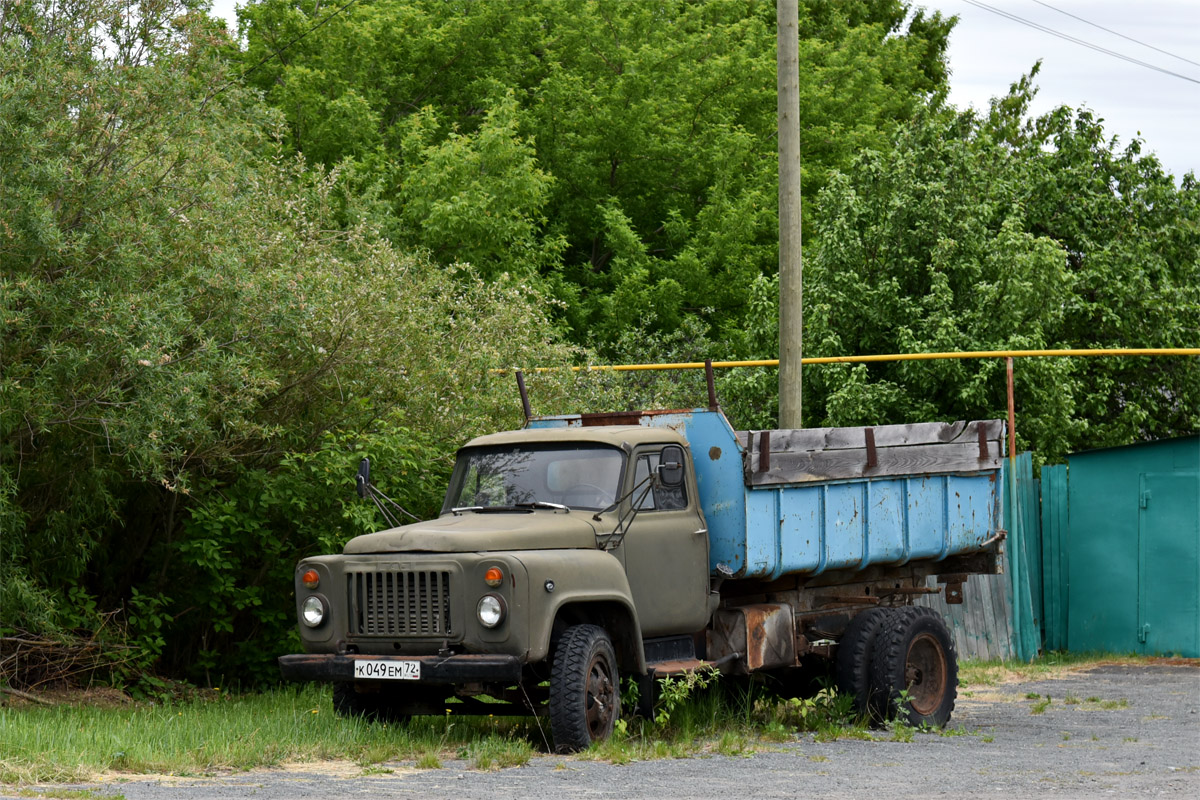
top-left (1042, 436), bottom-right (1198, 658)
top-left (1039, 464), bottom-right (1069, 652)
top-left (1003, 453), bottom-right (1042, 662)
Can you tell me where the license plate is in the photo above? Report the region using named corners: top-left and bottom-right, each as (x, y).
top-left (353, 659), bottom-right (421, 680)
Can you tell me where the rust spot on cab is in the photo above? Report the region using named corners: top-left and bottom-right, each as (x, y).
top-left (709, 446), bottom-right (722, 461)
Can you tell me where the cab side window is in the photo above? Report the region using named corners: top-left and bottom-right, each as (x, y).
top-left (632, 451), bottom-right (688, 511)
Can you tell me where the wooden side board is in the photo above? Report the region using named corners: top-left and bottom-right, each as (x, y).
top-left (738, 420), bottom-right (1005, 485)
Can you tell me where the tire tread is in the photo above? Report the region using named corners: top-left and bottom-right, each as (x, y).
top-left (835, 607), bottom-right (896, 720)
top-left (549, 623), bottom-right (619, 753)
top-left (869, 607), bottom-right (958, 727)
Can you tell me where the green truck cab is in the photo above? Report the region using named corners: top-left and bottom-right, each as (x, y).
top-left (280, 402), bottom-right (1004, 752)
top-left (281, 423), bottom-right (714, 751)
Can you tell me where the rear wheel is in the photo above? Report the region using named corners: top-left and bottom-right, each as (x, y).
top-left (835, 607), bottom-right (896, 721)
top-left (549, 624), bottom-right (620, 752)
top-left (869, 607), bottom-right (957, 727)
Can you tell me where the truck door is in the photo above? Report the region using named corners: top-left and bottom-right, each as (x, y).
top-left (618, 446), bottom-right (712, 637)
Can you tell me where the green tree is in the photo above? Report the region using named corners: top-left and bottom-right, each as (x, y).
top-left (0, 0), bottom-right (583, 683)
top-left (236, 0), bottom-right (954, 349)
top-left (764, 75), bottom-right (1199, 459)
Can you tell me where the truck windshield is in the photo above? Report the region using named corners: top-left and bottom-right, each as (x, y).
top-left (442, 444), bottom-right (625, 513)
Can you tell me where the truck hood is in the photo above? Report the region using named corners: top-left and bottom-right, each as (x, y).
top-left (342, 511), bottom-right (600, 554)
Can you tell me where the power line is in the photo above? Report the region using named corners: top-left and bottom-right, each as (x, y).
top-left (962, 0), bottom-right (1200, 86)
top-left (1030, 0), bottom-right (1200, 69)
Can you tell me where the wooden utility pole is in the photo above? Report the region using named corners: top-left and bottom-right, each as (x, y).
top-left (777, 0), bottom-right (803, 429)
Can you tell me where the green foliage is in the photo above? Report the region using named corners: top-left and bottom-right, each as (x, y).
top-left (394, 94), bottom-right (561, 279)
top-left (756, 684), bottom-right (859, 740)
top-left (653, 667), bottom-right (719, 728)
top-left (771, 77), bottom-right (1198, 458)
top-left (164, 425), bottom-right (446, 680)
top-left (0, 0), bottom-right (584, 685)
top-left (237, 0), bottom-right (954, 349)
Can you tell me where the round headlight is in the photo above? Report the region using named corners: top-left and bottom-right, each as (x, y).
top-left (301, 595), bottom-right (326, 627)
top-left (477, 594), bottom-right (506, 628)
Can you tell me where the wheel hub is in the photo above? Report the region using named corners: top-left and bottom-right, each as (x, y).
top-left (585, 655), bottom-right (616, 735)
top-left (904, 632), bottom-right (947, 716)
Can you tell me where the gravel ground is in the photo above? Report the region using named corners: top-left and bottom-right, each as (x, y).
top-left (11, 664), bottom-right (1199, 800)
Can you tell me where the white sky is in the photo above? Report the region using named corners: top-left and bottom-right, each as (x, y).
top-left (209, 0), bottom-right (1198, 178)
top-left (924, 0), bottom-right (1198, 178)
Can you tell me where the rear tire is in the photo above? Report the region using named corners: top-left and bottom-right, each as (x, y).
top-left (549, 624), bottom-right (620, 752)
top-left (835, 607), bottom-right (896, 721)
top-left (869, 606), bottom-right (957, 727)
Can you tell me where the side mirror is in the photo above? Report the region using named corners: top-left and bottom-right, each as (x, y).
top-left (356, 457), bottom-right (371, 499)
top-left (658, 445), bottom-right (685, 487)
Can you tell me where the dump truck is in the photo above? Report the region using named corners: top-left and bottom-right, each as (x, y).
top-left (280, 380), bottom-right (1005, 752)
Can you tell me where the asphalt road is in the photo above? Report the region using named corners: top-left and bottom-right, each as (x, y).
top-left (13, 664), bottom-right (1200, 800)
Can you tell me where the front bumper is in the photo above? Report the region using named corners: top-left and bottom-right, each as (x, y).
top-left (278, 653), bottom-right (523, 684)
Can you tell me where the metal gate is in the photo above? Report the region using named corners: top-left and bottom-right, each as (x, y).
top-left (1058, 436), bottom-right (1199, 657)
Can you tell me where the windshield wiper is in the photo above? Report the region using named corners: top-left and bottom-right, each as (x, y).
top-left (514, 501), bottom-right (570, 511)
top-left (452, 501), bottom-right (570, 515)
top-left (451, 505), bottom-right (533, 514)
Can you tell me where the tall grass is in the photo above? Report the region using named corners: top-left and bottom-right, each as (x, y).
top-left (0, 686), bottom-right (537, 784)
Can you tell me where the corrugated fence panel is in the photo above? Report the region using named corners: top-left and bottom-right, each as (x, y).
top-left (1005, 453), bottom-right (1042, 662)
top-left (1040, 464), bottom-right (1069, 651)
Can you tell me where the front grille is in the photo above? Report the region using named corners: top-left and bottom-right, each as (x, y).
top-left (348, 570), bottom-right (452, 636)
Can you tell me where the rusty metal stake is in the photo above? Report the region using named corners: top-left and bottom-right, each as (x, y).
top-left (516, 369), bottom-right (532, 423)
top-left (1006, 357), bottom-right (1016, 461)
top-left (705, 359), bottom-right (718, 411)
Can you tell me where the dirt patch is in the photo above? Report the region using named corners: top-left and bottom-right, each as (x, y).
top-left (1142, 657), bottom-right (1200, 668)
top-left (958, 690), bottom-right (1025, 703)
top-left (90, 760), bottom-right (419, 786)
top-left (273, 760), bottom-right (377, 779)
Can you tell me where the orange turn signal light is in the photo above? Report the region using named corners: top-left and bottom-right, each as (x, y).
top-left (301, 568), bottom-right (320, 589)
top-left (484, 567), bottom-right (504, 587)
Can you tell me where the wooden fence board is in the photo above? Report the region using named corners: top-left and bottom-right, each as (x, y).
top-left (917, 542), bottom-right (1016, 661)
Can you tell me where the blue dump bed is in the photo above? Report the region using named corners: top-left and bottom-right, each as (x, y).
top-left (532, 409), bottom-right (1004, 581)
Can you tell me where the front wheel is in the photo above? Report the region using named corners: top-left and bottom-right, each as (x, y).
top-left (549, 624), bottom-right (621, 752)
top-left (870, 607), bottom-right (958, 727)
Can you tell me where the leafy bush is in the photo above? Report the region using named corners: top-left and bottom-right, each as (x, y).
top-left (0, 0), bottom-right (585, 686)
